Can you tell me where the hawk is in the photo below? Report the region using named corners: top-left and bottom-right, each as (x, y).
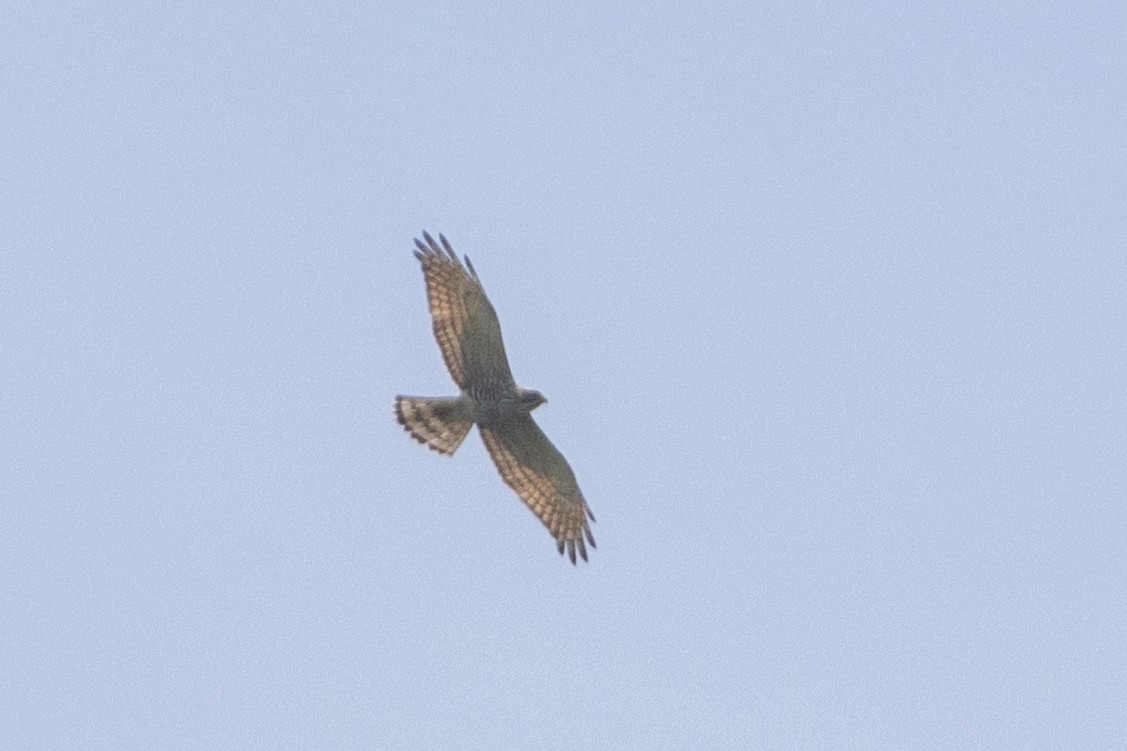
top-left (395, 232), bottom-right (596, 564)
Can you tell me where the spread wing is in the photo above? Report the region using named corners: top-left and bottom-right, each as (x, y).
top-left (413, 232), bottom-right (514, 391)
top-left (479, 416), bottom-right (596, 564)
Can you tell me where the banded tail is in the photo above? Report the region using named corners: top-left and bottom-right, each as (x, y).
top-left (394, 396), bottom-right (473, 456)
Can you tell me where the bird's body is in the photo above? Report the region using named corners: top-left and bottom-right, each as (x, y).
top-left (469, 386), bottom-right (544, 425)
top-left (395, 233), bottom-right (596, 563)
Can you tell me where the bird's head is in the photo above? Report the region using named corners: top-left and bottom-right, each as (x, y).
top-left (516, 387), bottom-right (547, 412)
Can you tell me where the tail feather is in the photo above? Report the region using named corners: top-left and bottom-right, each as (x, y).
top-left (395, 396), bottom-right (473, 456)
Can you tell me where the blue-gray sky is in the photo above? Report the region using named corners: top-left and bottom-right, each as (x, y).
top-left (3, 3), bottom-right (1124, 748)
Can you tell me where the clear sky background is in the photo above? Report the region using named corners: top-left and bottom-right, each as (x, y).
top-left (2, 3), bottom-right (1124, 748)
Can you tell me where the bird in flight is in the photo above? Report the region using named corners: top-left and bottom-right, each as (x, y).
top-left (395, 232), bottom-right (596, 564)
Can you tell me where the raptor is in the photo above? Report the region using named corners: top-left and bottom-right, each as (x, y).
top-left (395, 233), bottom-right (596, 563)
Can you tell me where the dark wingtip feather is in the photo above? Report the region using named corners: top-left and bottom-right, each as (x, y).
top-left (440, 235), bottom-right (459, 266)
